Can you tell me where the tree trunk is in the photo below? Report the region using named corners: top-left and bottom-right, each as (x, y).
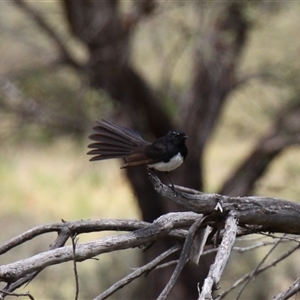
top-left (60, 1), bottom-right (251, 298)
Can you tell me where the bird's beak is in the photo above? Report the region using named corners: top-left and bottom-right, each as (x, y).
top-left (184, 135), bottom-right (188, 139)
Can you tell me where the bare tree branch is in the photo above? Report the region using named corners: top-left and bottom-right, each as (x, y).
top-left (273, 276), bottom-right (300, 300)
top-left (260, 232), bottom-right (300, 244)
top-left (0, 176), bottom-right (300, 299)
top-left (0, 290), bottom-right (35, 300)
top-left (0, 215), bottom-right (197, 298)
top-left (70, 232), bottom-right (79, 300)
top-left (220, 101), bottom-right (300, 196)
top-left (216, 243), bottom-right (300, 299)
top-left (0, 219), bottom-right (149, 255)
top-left (0, 212), bottom-right (200, 283)
top-left (199, 212), bottom-right (238, 300)
top-left (94, 245), bottom-right (181, 300)
top-left (0, 77), bottom-right (88, 135)
top-left (158, 216), bottom-right (207, 300)
top-left (0, 226), bottom-right (70, 295)
top-left (233, 239), bottom-right (294, 253)
top-left (149, 173), bottom-right (300, 234)
top-left (12, 0), bottom-right (82, 68)
top-left (236, 235), bottom-right (284, 299)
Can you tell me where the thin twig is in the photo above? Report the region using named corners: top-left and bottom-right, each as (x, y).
top-left (155, 246), bottom-right (221, 271)
top-left (0, 290), bottom-right (35, 300)
top-left (94, 245), bottom-right (181, 300)
top-left (154, 259), bottom-right (178, 270)
top-left (217, 243), bottom-right (300, 299)
top-left (70, 233), bottom-right (79, 300)
top-left (233, 240), bottom-right (291, 253)
top-left (236, 235), bottom-right (285, 299)
top-left (260, 232), bottom-right (300, 244)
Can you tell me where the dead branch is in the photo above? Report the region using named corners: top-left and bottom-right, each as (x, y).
top-left (149, 173), bottom-right (300, 234)
top-left (273, 276), bottom-right (300, 300)
top-left (235, 235), bottom-right (284, 299)
top-left (220, 101), bottom-right (300, 196)
top-left (233, 239), bottom-right (294, 253)
top-left (0, 77), bottom-right (87, 135)
top-left (0, 290), bottom-right (34, 300)
top-left (0, 218), bottom-right (150, 255)
top-left (199, 212), bottom-right (238, 300)
top-left (0, 212), bottom-right (199, 298)
top-left (70, 232), bottom-right (79, 300)
top-left (94, 245), bottom-right (182, 300)
top-left (1, 176), bottom-right (300, 299)
top-left (158, 216), bottom-right (207, 300)
top-left (12, 0), bottom-right (82, 68)
top-left (216, 243), bottom-right (300, 299)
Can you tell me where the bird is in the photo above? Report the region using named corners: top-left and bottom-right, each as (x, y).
top-left (87, 119), bottom-right (188, 189)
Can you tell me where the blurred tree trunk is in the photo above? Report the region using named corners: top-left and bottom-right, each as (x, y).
top-left (220, 102), bottom-right (300, 196)
top-left (60, 1), bottom-right (251, 299)
top-left (177, 2), bottom-right (249, 190)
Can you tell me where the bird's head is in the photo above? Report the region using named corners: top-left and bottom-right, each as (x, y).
top-left (167, 130), bottom-right (188, 145)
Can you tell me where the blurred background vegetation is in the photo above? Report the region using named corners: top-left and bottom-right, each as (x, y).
top-left (1, 1), bottom-right (300, 299)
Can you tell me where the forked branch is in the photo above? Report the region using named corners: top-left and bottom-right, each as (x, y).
top-left (1, 175), bottom-right (300, 299)
top-left (148, 173), bottom-right (300, 234)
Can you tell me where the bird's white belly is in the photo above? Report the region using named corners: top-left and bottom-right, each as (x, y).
top-left (148, 152), bottom-right (184, 172)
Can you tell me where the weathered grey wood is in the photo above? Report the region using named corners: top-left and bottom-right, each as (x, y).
top-left (149, 173), bottom-right (300, 234)
top-left (1, 175), bottom-right (300, 299)
top-left (0, 212), bottom-right (199, 282)
top-left (199, 212), bottom-right (238, 300)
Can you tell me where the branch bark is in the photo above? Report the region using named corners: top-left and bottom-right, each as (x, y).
top-left (273, 276), bottom-right (300, 300)
top-left (199, 212), bottom-right (237, 300)
top-left (0, 212), bottom-right (199, 284)
top-left (158, 216), bottom-right (206, 300)
top-left (1, 179), bottom-right (300, 299)
top-left (149, 173), bottom-right (300, 234)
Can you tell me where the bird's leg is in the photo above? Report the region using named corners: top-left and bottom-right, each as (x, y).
top-left (147, 167), bottom-right (155, 175)
top-left (165, 172), bottom-right (175, 192)
top-left (148, 167), bottom-right (176, 194)
top-left (147, 167), bottom-right (160, 182)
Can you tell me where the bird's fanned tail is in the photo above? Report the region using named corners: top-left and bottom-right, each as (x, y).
top-left (87, 120), bottom-right (150, 162)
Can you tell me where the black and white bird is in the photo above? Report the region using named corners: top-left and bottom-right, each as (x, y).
top-left (87, 120), bottom-right (188, 187)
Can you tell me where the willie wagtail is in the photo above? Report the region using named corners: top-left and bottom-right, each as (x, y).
top-left (87, 120), bottom-right (188, 187)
